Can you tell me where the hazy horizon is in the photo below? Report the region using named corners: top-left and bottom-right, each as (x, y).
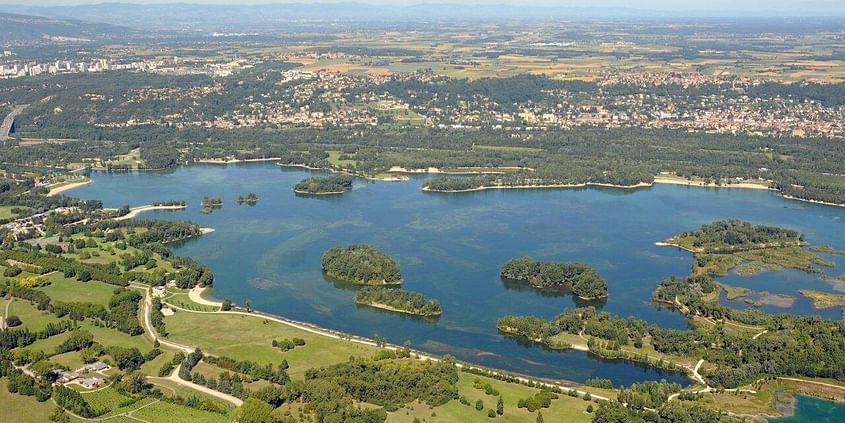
top-left (0, 0), bottom-right (843, 17)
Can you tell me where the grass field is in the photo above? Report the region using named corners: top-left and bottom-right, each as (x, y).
top-left (386, 372), bottom-right (593, 423)
top-left (0, 205), bottom-right (23, 220)
top-left (6, 299), bottom-right (55, 332)
top-left (0, 379), bottom-right (71, 423)
top-left (163, 311), bottom-right (378, 377)
top-left (39, 273), bottom-right (118, 306)
top-left (326, 150), bottom-right (357, 167)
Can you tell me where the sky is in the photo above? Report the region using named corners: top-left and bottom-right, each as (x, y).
top-left (0, 0), bottom-right (842, 15)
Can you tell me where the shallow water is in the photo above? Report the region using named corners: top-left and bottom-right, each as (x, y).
top-left (70, 162), bottom-right (845, 386)
top-left (772, 395), bottom-right (845, 422)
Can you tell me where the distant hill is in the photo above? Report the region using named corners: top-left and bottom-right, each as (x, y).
top-left (0, 12), bottom-right (134, 43)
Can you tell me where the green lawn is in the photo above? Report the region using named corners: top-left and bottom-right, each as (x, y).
top-left (387, 372), bottom-right (593, 423)
top-left (164, 311), bottom-right (378, 378)
top-left (39, 273), bottom-right (118, 306)
top-left (165, 292), bottom-right (220, 312)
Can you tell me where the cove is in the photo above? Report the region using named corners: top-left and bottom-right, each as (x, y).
top-left (68, 162), bottom-right (845, 386)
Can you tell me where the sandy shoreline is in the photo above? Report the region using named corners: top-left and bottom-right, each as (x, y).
top-left (114, 204), bottom-right (187, 220)
top-left (355, 300), bottom-right (441, 317)
top-left (293, 189), bottom-right (346, 195)
top-left (47, 180), bottom-right (91, 196)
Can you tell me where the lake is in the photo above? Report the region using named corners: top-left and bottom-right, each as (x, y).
top-left (70, 162), bottom-right (845, 388)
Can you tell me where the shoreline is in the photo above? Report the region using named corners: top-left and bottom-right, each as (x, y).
top-left (48, 161), bottom-right (845, 208)
top-left (422, 181), bottom-right (652, 193)
top-left (277, 163), bottom-right (409, 182)
top-left (355, 300), bottom-right (442, 317)
top-left (196, 157), bottom-right (281, 164)
top-left (113, 204), bottom-right (187, 220)
top-left (292, 188), bottom-right (347, 196)
top-left (422, 179), bottom-right (845, 208)
top-left (47, 180), bottom-right (91, 196)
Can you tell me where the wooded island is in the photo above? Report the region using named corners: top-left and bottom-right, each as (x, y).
top-left (500, 258), bottom-right (608, 300)
top-left (321, 245), bottom-right (402, 285)
top-left (293, 174), bottom-right (354, 195)
top-left (354, 287), bottom-right (441, 317)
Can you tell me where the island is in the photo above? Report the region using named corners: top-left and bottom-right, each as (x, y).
top-left (354, 287), bottom-right (441, 317)
top-left (200, 196), bottom-right (223, 214)
top-left (293, 174), bottom-right (354, 195)
top-left (236, 193), bottom-right (259, 205)
top-left (500, 257), bottom-right (608, 300)
top-left (321, 245), bottom-right (402, 285)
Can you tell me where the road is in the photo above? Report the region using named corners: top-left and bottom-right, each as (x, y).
top-left (0, 105), bottom-right (28, 142)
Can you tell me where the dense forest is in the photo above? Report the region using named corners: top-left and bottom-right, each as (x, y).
top-left (321, 245), bottom-right (402, 285)
top-left (293, 174), bottom-right (354, 194)
top-left (500, 258), bottom-right (608, 299)
top-left (354, 287), bottom-right (441, 316)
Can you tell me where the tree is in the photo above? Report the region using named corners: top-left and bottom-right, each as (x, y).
top-left (476, 399), bottom-right (484, 411)
top-left (5, 315), bottom-right (22, 327)
top-left (234, 398), bottom-right (276, 423)
top-left (536, 411), bottom-right (544, 423)
top-left (222, 299), bottom-right (232, 311)
top-left (497, 396), bottom-right (504, 415)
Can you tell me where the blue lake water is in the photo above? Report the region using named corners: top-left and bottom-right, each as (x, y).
top-left (772, 395), bottom-right (845, 422)
top-left (69, 162), bottom-right (845, 388)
